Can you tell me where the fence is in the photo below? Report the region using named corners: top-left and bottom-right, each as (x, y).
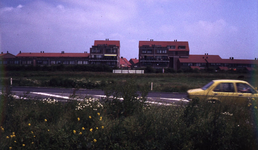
top-left (113, 70), bottom-right (144, 74)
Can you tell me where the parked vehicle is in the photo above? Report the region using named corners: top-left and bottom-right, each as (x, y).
top-left (187, 79), bottom-right (258, 105)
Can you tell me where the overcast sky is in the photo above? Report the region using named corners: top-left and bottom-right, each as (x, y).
top-left (0, 0), bottom-right (257, 60)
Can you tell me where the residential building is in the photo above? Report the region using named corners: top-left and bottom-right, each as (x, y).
top-left (129, 58), bottom-right (139, 68)
top-left (0, 52), bottom-right (16, 65)
top-left (16, 51), bottom-right (90, 66)
top-left (139, 40), bottom-right (189, 70)
top-left (89, 39), bottom-right (120, 67)
top-left (178, 54), bottom-right (258, 71)
top-left (120, 57), bottom-right (131, 68)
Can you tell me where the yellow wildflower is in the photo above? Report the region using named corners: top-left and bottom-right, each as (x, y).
top-left (102, 126), bottom-right (104, 129)
top-left (31, 131), bottom-right (34, 134)
top-left (48, 129), bottom-right (50, 132)
top-left (89, 116), bottom-right (92, 119)
top-left (100, 116), bottom-right (102, 121)
top-left (73, 130), bottom-right (76, 134)
top-left (32, 142), bottom-right (34, 144)
top-left (79, 132), bottom-right (82, 135)
top-left (96, 127), bottom-right (98, 130)
top-left (97, 113), bottom-right (100, 116)
top-left (22, 144), bottom-right (25, 147)
top-left (28, 123), bottom-right (31, 126)
top-left (9, 147), bottom-right (12, 150)
top-left (77, 117), bottom-right (80, 121)
top-left (93, 139), bottom-right (97, 142)
top-left (248, 103), bottom-right (252, 107)
top-left (255, 106), bottom-right (258, 109)
top-left (90, 128), bottom-right (93, 132)
top-left (45, 119), bottom-right (47, 122)
top-left (14, 141), bottom-right (16, 143)
top-left (82, 127), bottom-right (85, 130)
top-left (12, 132), bottom-right (15, 135)
top-left (6, 136), bottom-right (9, 139)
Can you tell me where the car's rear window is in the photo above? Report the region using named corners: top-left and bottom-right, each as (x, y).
top-left (202, 81), bottom-right (214, 90)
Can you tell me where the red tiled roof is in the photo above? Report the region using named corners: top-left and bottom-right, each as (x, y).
top-left (120, 57), bottom-right (131, 67)
top-left (130, 58), bottom-right (139, 64)
top-left (139, 40), bottom-right (189, 51)
top-left (0, 53), bottom-right (16, 58)
top-left (16, 53), bottom-right (90, 58)
top-left (94, 40), bottom-right (120, 47)
top-left (179, 55), bottom-right (221, 63)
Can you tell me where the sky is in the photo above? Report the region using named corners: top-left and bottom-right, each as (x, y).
top-left (0, 0), bottom-right (257, 60)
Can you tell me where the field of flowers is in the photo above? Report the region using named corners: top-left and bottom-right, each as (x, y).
top-left (1, 85), bottom-right (258, 150)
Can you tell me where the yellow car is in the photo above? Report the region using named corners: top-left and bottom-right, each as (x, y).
top-left (187, 79), bottom-right (258, 105)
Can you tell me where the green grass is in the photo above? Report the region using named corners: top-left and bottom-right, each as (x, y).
top-left (2, 71), bottom-right (257, 92)
top-left (1, 94), bottom-right (258, 149)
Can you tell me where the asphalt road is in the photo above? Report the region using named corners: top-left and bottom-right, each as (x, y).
top-left (8, 86), bottom-right (189, 105)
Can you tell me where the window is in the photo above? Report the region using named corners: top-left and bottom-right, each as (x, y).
top-left (92, 49), bottom-right (101, 53)
top-left (202, 81), bottom-right (214, 90)
top-left (168, 45), bottom-right (176, 49)
top-left (142, 50), bottom-right (146, 53)
top-left (27, 61), bottom-right (32, 65)
top-left (178, 46), bottom-right (186, 49)
top-left (70, 61), bottom-right (75, 65)
top-left (56, 61), bottom-right (61, 64)
top-left (236, 83), bottom-right (256, 93)
top-left (96, 55), bottom-right (103, 59)
top-left (106, 49), bottom-right (117, 53)
top-left (51, 61), bottom-right (56, 65)
top-left (43, 61), bottom-right (48, 65)
top-left (83, 61), bottom-right (88, 64)
top-left (147, 50), bottom-right (152, 54)
top-left (78, 61), bottom-right (82, 65)
top-left (15, 61), bottom-right (19, 64)
top-left (157, 50), bottom-right (167, 53)
top-left (213, 83), bottom-right (234, 92)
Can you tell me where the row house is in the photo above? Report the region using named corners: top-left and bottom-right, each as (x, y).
top-left (15, 51), bottom-right (90, 66)
top-left (89, 39), bottom-right (120, 67)
top-left (129, 58), bottom-right (139, 68)
top-left (139, 40), bottom-right (189, 70)
top-left (178, 54), bottom-right (258, 71)
top-left (0, 52), bottom-right (16, 65)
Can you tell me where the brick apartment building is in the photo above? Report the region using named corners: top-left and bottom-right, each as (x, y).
top-left (139, 40), bottom-right (189, 70)
top-left (89, 39), bottom-right (120, 68)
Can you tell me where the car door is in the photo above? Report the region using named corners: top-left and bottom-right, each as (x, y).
top-left (209, 82), bottom-right (238, 103)
top-left (236, 83), bottom-right (258, 105)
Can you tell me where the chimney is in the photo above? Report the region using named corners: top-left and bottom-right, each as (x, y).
top-left (1, 52), bottom-right (3, 54)
top-left (84, 51), bottom-right (88, 53)
top-left (43, 51), bottom-right (44, 53)
top-left (150, 39), bottom-right (154, 41)
top-left (105, 38), bottom-right (109, 41)
top-left (61, 51), bottom-right (64, 54)
top-left (19, 51), bottom-right (21, 54)
top-left (7, 51), bottom-right (9, 54)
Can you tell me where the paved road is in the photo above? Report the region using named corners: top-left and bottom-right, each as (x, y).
top-left (8, 86), bottom-right (189, 105)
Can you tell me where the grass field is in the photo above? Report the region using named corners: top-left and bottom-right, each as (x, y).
top-left (1, 71), bottom-right (257, 92)
top-left (1, 71), bottom-right (258, 149)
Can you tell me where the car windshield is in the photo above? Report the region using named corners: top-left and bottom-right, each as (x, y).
top-left (202, 81), bottom-right (214, 90)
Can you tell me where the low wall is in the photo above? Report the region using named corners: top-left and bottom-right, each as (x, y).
top-left (113, 70), bottom-right (144, 74)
